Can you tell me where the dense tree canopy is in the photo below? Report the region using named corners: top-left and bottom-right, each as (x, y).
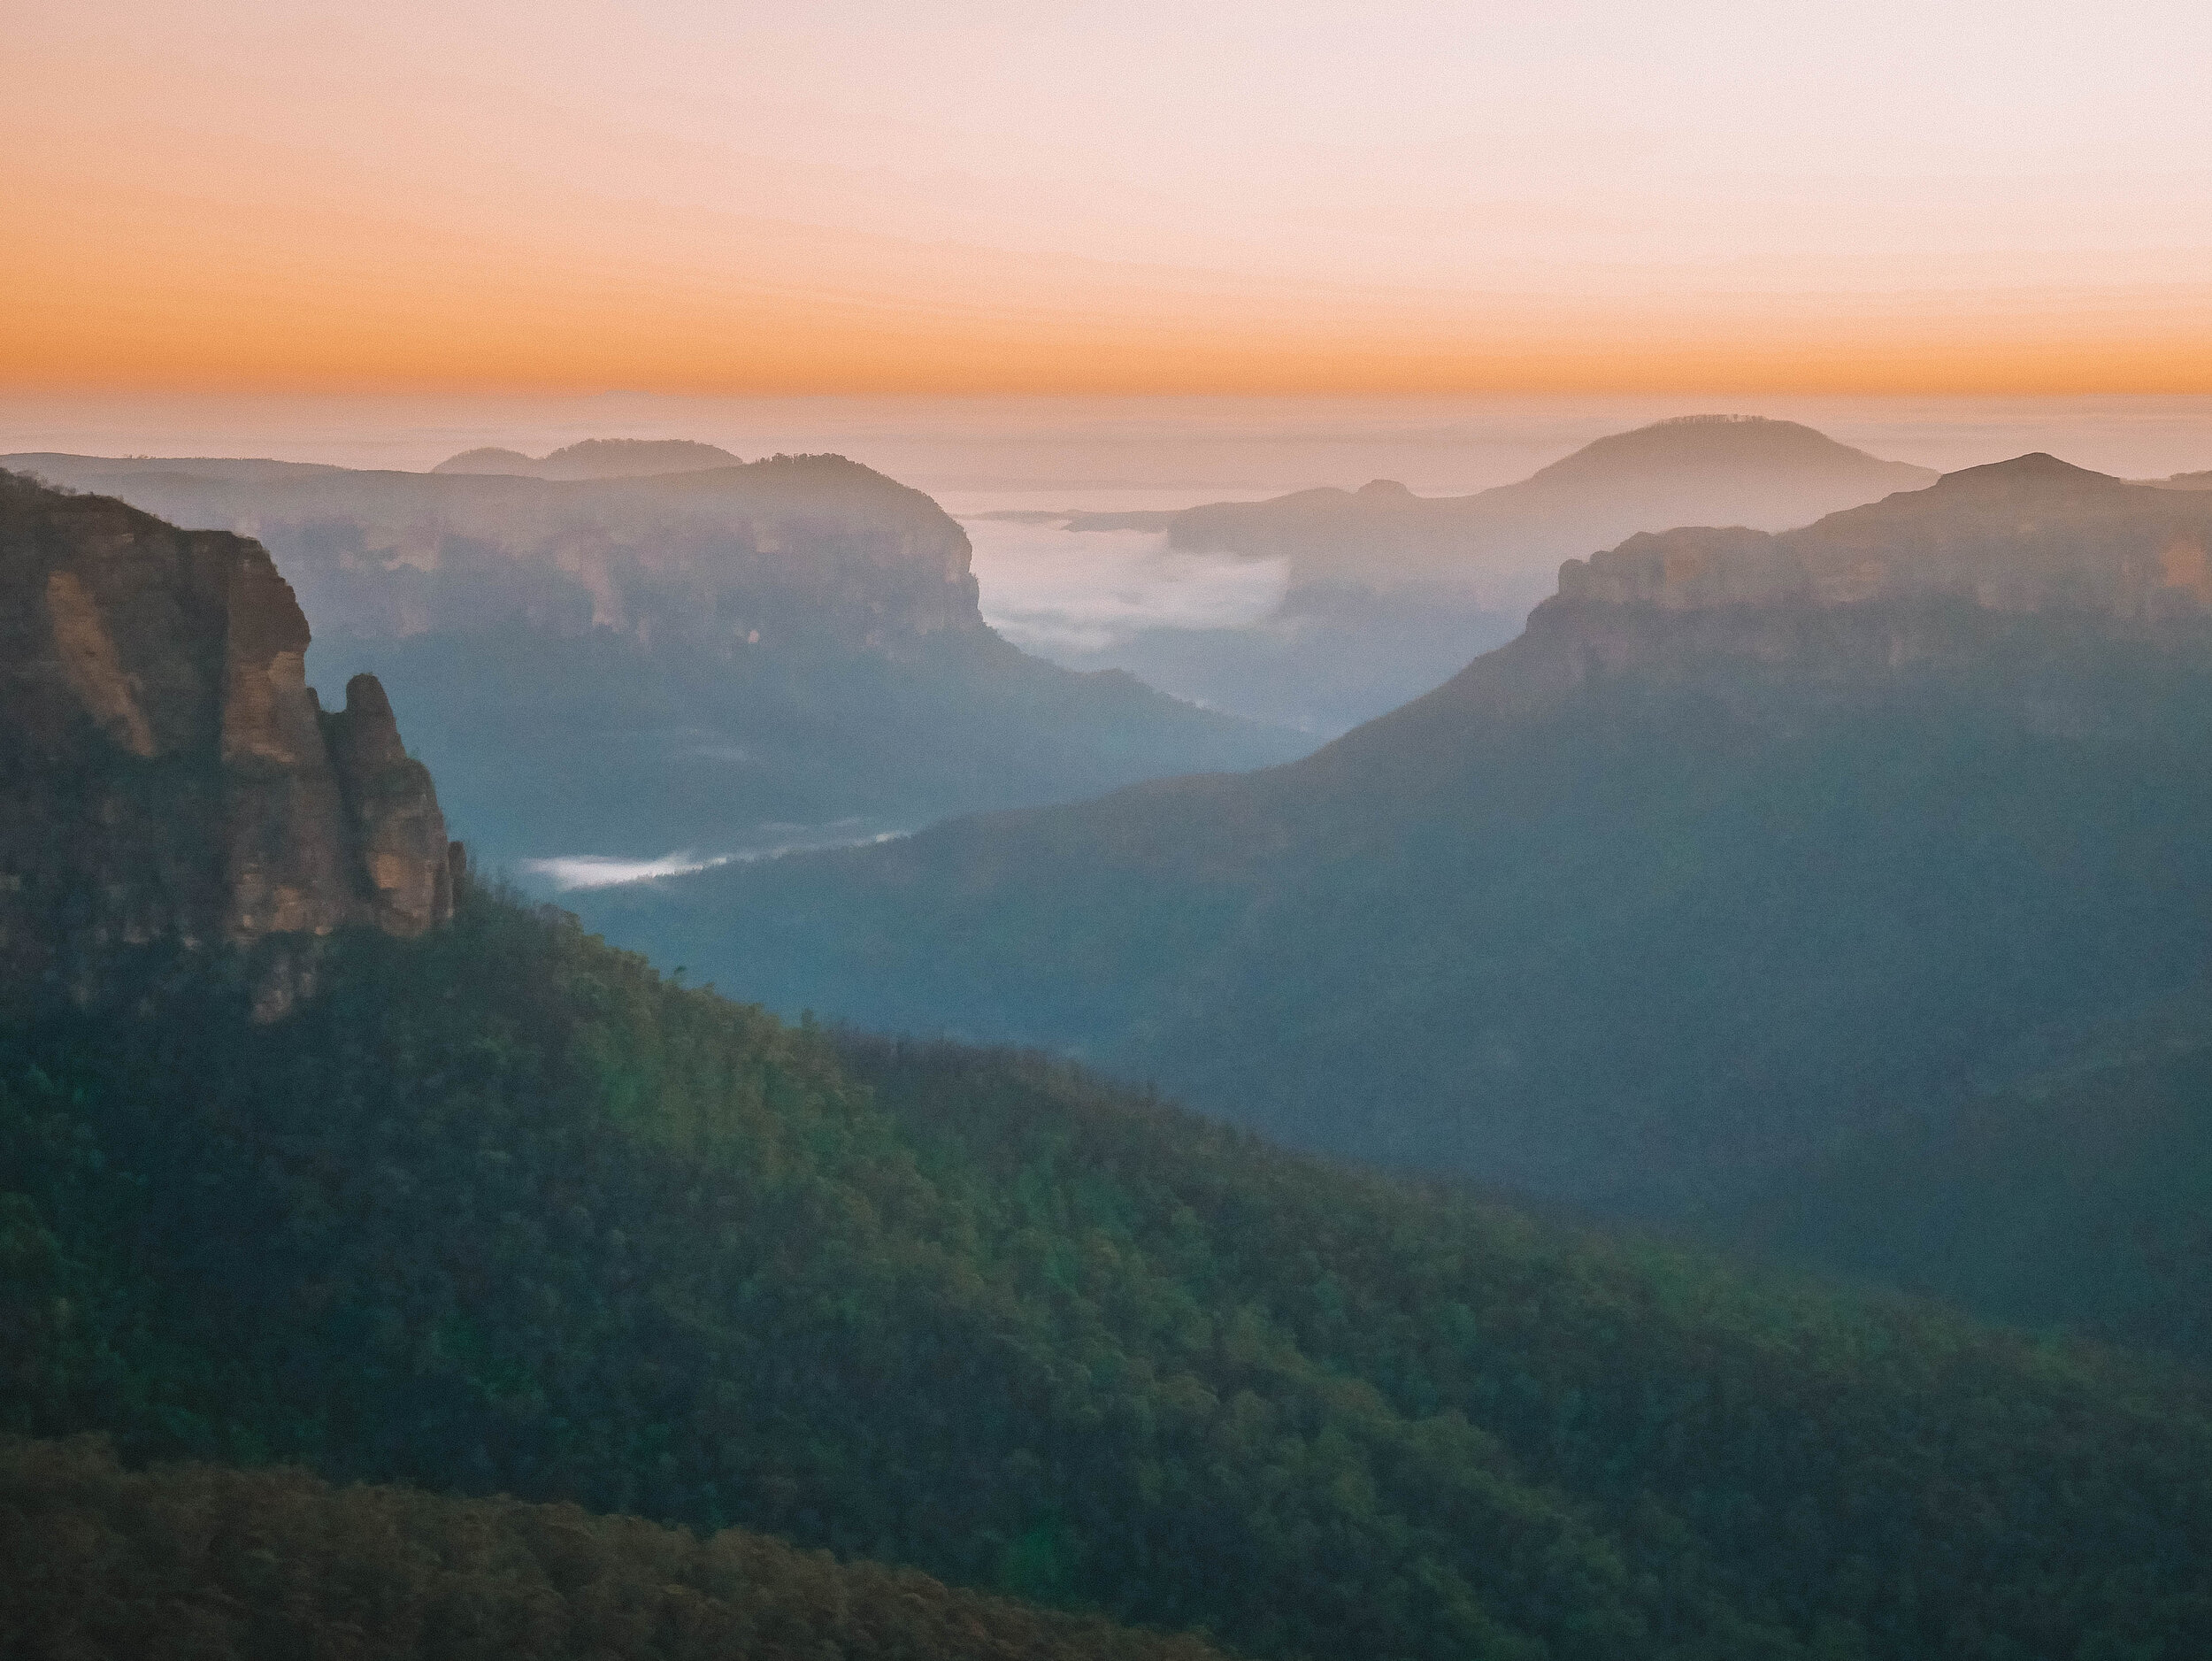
top-left (5, 894), bottom-right (2212, 1659)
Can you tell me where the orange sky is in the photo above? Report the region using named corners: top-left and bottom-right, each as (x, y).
top-left (9, 2), bottom-right (2212, 394)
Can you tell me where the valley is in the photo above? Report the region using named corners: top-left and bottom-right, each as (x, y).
top-left (577, 452), bottom-right (2212, 1357)
top-left (14, 9), bottom-right (2212, 1654)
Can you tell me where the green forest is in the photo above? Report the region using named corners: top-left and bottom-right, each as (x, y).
top-left (0, 1435), bottom-right (1223, 1661)
top-left (7, 889), bottom-right (2212, 1659)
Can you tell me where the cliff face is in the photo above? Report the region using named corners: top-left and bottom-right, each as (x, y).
top-left (1430, 454), bottom-right (2212, 718)
top-left (2, 450), bottom-right (983, 656)
top-left (1557, 456), bottom-right (2212, 618)
top-left (0, 472), bottom-right (455, 1016)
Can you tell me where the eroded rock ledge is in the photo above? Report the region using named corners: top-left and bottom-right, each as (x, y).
top-left (1, 471), bottom-right (457, 1017)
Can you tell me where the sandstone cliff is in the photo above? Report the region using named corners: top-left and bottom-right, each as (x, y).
top-left (1, 471), bottom-right (456, 1016)
top-left (1402, 453), bottom-right (2212, 725)
top-left (1556, 454), bottom-right (2212, 619)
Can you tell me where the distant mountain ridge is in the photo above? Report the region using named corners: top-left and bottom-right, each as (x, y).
top-left (1565, 453), bottom-right (2192, 605)
top-left (432, 437), bottom-right (743, 479)
top-left (578, 452), bottom-right (2212, 1273)
top-left (6, 449), bottom-right (979, 648)
top-left (3, 449), bottom-right (1305, 865)
top-left (1026, 416), bottom-right (1936, 733)
top-left (1067, 415), bottom-right (1937, 602)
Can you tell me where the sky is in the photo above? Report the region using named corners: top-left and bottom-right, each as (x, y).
top-left (9, 1), bottom-right (2212, 394)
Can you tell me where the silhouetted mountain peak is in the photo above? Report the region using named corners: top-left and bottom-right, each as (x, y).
top-left (432, 446), bottom-right (537, 475)
top-left (1521, 414), bottom-right (1912, 487)
top-left (1932, 452), bottom-right (2130, 493)
top-left (1151, 416), bottom-right (1936, 603)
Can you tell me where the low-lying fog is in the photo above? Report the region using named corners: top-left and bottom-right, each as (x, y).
top-left (526, 828), bottom-right (908, 893)
top-left (967, 522), bottom-right (1289, 655)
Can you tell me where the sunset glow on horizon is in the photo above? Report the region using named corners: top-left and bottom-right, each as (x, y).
top-left (11, 1), bottom-right (2212, 396)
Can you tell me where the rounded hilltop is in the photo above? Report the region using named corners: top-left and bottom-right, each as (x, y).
top-left (432, 437), bottom-right (741, 479)
top-left (1519, 414), bottom-right (1931, 488)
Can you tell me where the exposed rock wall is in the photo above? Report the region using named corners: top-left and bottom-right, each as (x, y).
top-left (2, 450), bottom-right (983, 657)
top-left (1555, 456), bottom-right (2212, 622)
top-left (1333, 454), bottom-right (2212, 767)
top-left (1, 471), bottom-right (456, 1017)
top-left (324, 672), bottom-right (455, 936)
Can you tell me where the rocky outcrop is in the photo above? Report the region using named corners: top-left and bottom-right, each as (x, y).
top-left (1475, 455), bottom-right (2212, 705)
top-left (324, 673), bottom-right (456, 937)
top-left (1, 471), bottom-right (457, 1018)
top-left (1556, 455), bottom-right (2212, 620)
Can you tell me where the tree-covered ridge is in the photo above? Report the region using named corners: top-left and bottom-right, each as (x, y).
top-left (0, 1436), bottom-right (1225, 1661)
top-left (5, 895), bottom-right (2212, 1659)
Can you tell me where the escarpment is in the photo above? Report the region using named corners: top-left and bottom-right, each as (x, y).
top-left (1, 471), bottom-right (457, 1015)
top-left (1362, 454), bottom-right (2212, 737)
top-left (1553, 454), bottom-right (2212, 629)
top-left (5, 448), bottom-right (984, 654)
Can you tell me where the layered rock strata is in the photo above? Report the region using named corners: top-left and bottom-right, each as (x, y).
top-left (1, 471), bottom-right (455, 1016)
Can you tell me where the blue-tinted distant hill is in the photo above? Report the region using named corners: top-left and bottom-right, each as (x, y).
top-left (1036, 416), bottom-right (1935, 733)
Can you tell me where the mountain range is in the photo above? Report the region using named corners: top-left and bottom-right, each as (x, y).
top-left (579, 452), bottom-right (2212, 1349)
top-left (1, 450), bottom-right (1303, 870)
top-left (1078, 413), bottom-right (1936, 596)
top-left (9, 466), bottom-right (2212, 1658)
top-left (1025, 415), bottom-right (1936, 731)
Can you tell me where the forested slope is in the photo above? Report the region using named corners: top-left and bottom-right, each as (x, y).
top-left (0, 1436), bottom-right (1223, 1661)
top-left (6, 892), bottom-right (2212, 1660)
